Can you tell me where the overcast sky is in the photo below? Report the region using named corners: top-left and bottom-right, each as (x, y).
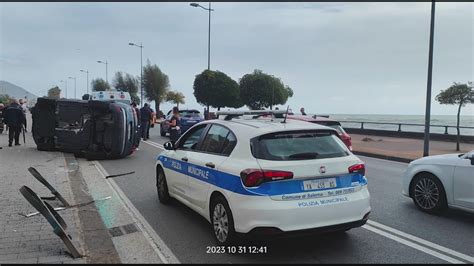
top-left (0, 2), bottom-right (473, 116)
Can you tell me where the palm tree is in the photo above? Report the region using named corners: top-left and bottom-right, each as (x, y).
top-left (165, 90), bottom-right (185, 108)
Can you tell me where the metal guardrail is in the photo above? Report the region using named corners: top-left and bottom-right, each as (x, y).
top-left (340, 120), bottom-right (474, 135)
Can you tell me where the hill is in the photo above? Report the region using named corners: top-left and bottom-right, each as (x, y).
top-left (0, 80), bottom-right (38, 105)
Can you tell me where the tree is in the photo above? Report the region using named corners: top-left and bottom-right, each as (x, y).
top-left (0, 94), bottom-right (12, 105)
top-left (193, 69), bottom-right (243, 114)
top-left (91, 78), bottom-right (111, 92)
top-left (435, 82), bottom-right (474, 151)
top-left (47, 86), bottom-right (61, 99)
top-left (113, 71), bottom-right (140, 104)
top-left (143, 60), bottom-right (169, 112)
top-left (165, 90), bottom-right (185, 108)
top-left (239, 69), bottom-right (293, 110)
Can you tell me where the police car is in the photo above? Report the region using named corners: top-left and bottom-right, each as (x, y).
top-left (155, 110), bottom-right (371, 245)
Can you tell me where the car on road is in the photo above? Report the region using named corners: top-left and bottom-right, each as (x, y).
top-left (402, 150), bottom-right (474, 214)
top-left (31, 97), bottom-right (139, 160)
top-left (287, 115), bottom-right (353, 151)
top-left (155, 110), bottom-right (371, 245)
top-left (160, 109), bottom-right (204, 137)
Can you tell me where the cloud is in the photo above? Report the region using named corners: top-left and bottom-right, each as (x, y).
top-left (0, 2), bottom-right (472, 116)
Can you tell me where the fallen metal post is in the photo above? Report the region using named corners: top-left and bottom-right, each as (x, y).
top-left (18, 196), bottom-right (112, 218)
top-left (28, 167), bottom-right (70, 207)
top-left (19, 185), bottom-right (83, 259)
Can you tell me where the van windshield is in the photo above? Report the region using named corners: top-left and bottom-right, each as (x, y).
top-left (251, 130), bottom-right (349, 161)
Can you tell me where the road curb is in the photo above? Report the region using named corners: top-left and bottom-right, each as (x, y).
top-left (353, 151), bottom-right (413, 163)
top-left (64, 154), bottom-right (122, 264)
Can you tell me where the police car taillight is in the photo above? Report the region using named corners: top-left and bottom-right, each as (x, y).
top-left (348, 163), bottom-right (365, 176)
top-left (240, 169), bottom-right (293, 187)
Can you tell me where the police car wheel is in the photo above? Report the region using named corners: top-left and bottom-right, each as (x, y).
top-left (210, 195), bottom-right (236, 246)
top-left (157, 167), bottom-right (170, 204)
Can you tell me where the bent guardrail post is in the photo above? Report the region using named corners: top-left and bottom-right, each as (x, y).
top-left (28, 167), bottom-right (70, 207)
top-left (19, 185), bottom-right (83, 259)
top-left (18, 196), bottom-right (112, 218)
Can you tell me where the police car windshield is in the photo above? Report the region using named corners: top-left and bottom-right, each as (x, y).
top-left (251, 130), bottom-right (349, 161)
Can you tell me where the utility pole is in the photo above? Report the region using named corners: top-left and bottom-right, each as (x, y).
top-left (423, 1), bottom-right (436, 157)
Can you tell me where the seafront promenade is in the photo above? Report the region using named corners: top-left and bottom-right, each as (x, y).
top-left (350, 133), bottom-right (474, 162)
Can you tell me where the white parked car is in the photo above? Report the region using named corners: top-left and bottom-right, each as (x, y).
top-left (402, 150), bottom-right (474, 213)
top-left (155, 110), bottom-right (371, 245)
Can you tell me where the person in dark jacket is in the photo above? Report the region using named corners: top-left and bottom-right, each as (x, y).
top-left (165, 107), bottom-right (181, 145)
top-left (140, 103), bottom-right (152, 140)
top-left (3, 99), bottom-right (26, 147)
top-left (0, 103), bottom-right (5, 134)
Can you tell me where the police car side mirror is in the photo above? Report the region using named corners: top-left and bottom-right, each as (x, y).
top-left (164, 141), bottom-right (175, 150)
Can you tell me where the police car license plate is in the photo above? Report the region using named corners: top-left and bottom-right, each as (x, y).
top-left (303, 178), bottom-right (337, 191)
top-left (187, 120), bottom-right (196, 123)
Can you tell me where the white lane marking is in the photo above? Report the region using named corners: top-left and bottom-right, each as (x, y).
top-left (362, 225), bottom-right (464, 264)
top-left (94, 161), bottom-right (180, 264)
top-left (143, 138), bottom-right (471, 263)
top-left (367, 220), bottom-right (474, 263)
top-left (143, 140), bottom-right (164, 149)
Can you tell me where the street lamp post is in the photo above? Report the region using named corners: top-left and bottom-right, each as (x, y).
top-left (423, 1), bottom-right (436, 157)
top-left (190, 2), bottom-right (213, 70)
top-left (190, 2), bottom-right (214, 117)
top-left (129, 42), bottom-right (144, 107)
top-left (97, 60), bottom-right (108, 84)
top-left (60, 80), bottom-right (68, 98)
top-left (68, 77), bottom-right (77, 98)
top-left (80, 70), bottom-right (89, 95)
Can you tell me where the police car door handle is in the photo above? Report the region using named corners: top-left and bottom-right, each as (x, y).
top-left (181, 157), bottom-right (188, 162)
top-left (205, 162), bottom-right (215, 168)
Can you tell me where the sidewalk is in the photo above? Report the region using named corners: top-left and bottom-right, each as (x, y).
top-left (351, 133), bottom-right (474, 162)
top-left (0, 131), bottom-right (89, 263)
top-left (0, 113), bottom-right (164, 264)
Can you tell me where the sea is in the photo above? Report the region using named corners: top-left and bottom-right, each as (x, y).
top-left (318, 114), bottom-right (474, 136)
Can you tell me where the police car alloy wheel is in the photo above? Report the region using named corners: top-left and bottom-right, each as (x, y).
top-left (211, 195), bottom-right (236, 245)
top-left (410, 173), bottom-right (447, 213)
top-left (157, 167), bottom-right (171, 204)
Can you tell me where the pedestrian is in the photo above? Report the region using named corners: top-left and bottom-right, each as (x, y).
top-left (19, 98), bottom-right (28, 114)
top-left (204, 107), bottom-right (209, 120)
top-left (147, 107), bottom-right (156, 139)
top-left (131, 102), bottom-right (141, 122)
top-left (3, 99), bottom-right (26, 147)
top-left (139, 103), bottom-right (152, 141)
top-left (0, 103), bottom-right (5, 134)
top-left (300, 107), bottom-right (307, 116)
top-left (165, 107), bottom-right (181, 145)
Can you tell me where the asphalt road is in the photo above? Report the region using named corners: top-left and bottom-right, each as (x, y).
top-left (98, 126), bottom-right (474, 264)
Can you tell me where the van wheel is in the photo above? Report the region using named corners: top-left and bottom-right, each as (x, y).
top-left (157, 167), bottom-right (170, 204)
top-left (210, 195), bottom-right (236, 246)
top-left (410, 173), bottom-right (447, 214)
